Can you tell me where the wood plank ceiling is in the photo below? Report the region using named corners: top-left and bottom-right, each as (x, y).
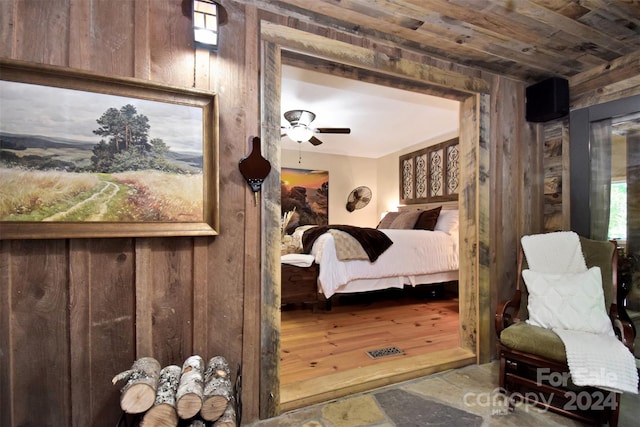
top-left (251, 0), bottom-right (640, 82)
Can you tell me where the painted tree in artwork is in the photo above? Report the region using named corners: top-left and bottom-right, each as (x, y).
top-left (94, 104), bottom-right (150, 152)
top-left (90, 104), bottom-right (179, 173)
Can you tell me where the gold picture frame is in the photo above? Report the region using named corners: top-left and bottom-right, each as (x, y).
top-left (0, 59), bottom-right (219, 239)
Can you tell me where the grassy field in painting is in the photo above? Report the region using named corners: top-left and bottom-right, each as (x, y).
top-left (0, 167), bottom-right (203, 222)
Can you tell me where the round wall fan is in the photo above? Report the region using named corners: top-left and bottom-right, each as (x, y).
top-left (346, 186), bottom-right (372, 212)
top-left (281, 109), bottom-right (351, 146)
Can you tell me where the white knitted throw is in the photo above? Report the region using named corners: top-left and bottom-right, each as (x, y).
top-left (553, 329), bottom-right (638, 394)
top-left (521, 231), bottom-right (586, 273)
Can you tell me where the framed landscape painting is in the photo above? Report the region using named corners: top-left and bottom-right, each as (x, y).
top-left (281, 167), bottom-right (328, 234)
top-left (0, 59), bottom-right (219, 239)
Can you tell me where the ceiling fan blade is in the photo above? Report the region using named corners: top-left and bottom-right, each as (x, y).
top-left (309, 136), bottom-right (323, 146)
top-left (315, 127), bottom-right (351, 134)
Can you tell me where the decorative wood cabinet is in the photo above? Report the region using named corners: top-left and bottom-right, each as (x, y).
top-left (399, 137), bottom-right (459, 205)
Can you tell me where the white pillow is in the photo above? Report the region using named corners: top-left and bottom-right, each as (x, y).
top-left (434, 209), bottom-right (459, 234)
top-left (522, 267), bottom-right (614, 336)
top-left (291, 225), bottom-right (316, 250)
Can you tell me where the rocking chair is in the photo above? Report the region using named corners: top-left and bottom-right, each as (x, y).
top-left (495, 235), bottom-right (636, 426)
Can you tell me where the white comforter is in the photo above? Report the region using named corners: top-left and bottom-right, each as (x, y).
top-left (310, 229), bottom-right (459, 298)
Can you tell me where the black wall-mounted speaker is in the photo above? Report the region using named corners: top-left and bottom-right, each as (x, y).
top-left (525, 77), bottom-right (569, 122)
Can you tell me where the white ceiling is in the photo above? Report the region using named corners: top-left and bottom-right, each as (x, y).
top-left (280, 65), bottom-right (460, 159)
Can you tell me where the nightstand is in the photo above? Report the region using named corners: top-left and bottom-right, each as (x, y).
top-left (281, 263), bottom-right (320, 307)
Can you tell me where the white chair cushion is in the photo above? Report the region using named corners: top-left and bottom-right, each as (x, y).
top-left (522, 267), bottom-right (614, 336)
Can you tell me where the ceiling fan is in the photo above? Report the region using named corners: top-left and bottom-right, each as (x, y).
top-left (281, 109), bottom-right (351, 146)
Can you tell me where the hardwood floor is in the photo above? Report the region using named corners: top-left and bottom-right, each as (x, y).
top-left (280, 290), bottom-right (461, 386)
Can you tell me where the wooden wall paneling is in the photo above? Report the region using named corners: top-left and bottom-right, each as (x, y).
top-left (14, 0), bottom-right (69, 66)
top-left (486, 75), bottom-right (522, 358)
top-left (486, 74), bottom-right (502, 357)
top-left (8, 240), bottom-right (71, 425)
top-left (68, 239), bottom-right (92, 426)
top-left (241, 2), bottom-right (262, 423)
top-left (571, 75), bottom-right (640, 112)
top-left (454, 93), bottom-right (479, 359)
top-left (518, 119), bottom-right (544, 236)
top-left (0, 0), bottom-right (15, 58)
top-left (0, 241), bottom-right (11, 426)
top-left (507, 81), bottom-right (534, 342)
top-left (204, 0), bottom-right (252, 410)
top-left (192, 238), bottom-right (209, 357)
top-left (68, 0), bottom-right (137, 74)
top-left (134, 0), bottom-right (151, 79)
top-left (147, 238), bottom-right (195, 366)
top-left (476, 92), bottom-right (492, 363)
top-left (570, 51), bottom-right (640, 109)
top-left (570, 50), bottom-right (640, 102)
top-left (190, 0), bottom-right (214, 361)
top-left (70, 239), bottom-right (136, 424)
top-left (149, 0), bottom-right (195, 87)
top-left (259, 39), bottom-right (283, 420)
top-left (194, 47), bottom-right (211, 89)
top-left (542, 121), bottom-right (564, 232)
top-left (135, 239), bottom-right (154, 356)
top-left (68, 0), bottom-right (92, 69)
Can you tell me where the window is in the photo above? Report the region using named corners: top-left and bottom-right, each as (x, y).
top-left (608, 180), bottom-right (627, 241)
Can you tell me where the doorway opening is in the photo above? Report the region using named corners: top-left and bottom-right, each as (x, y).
top-left (278, 59), bottom-right (466, 411)
top-left (258, 23), bottom-right (489, 418)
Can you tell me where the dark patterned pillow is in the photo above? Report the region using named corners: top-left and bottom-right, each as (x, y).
top-left (376, 211), bottom-right (400, 229)
top-left (414, 206), bottom-right (442, 231)
top-left (388, 210), bottom-right (423, 229)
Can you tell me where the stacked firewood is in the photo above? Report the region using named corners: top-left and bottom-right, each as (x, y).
top-left (112, 355), bottom-right (236, 427)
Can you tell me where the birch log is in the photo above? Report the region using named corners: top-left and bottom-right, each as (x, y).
top-left (112, 357), bottom-right (161, 414)
top-left (141, 365), bottom-right (181, 427)
top-left (201, 356), bottom-right (233, 421)
top-left (213, 398), bottom-right (237, 427)
top-left (176, 355), bottom-right (205, 419)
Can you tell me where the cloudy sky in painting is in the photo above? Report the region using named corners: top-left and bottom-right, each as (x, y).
top-left (0, 80), bottom-right (204, 154)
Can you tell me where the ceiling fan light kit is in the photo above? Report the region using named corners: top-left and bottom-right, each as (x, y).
top-left (282, 109), bottom-right (351, 145)
top-left (286, 125), bottom-right (314, 143)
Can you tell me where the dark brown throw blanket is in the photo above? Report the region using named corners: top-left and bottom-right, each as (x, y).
top-left (302, 225), bottom-right (393, 262)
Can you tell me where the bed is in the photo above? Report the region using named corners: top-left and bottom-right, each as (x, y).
top-left (282, 207), bottom-right (459, 301)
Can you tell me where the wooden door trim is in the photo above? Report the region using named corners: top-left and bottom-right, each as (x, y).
top-left (257, 22), bottom-right (490, 419)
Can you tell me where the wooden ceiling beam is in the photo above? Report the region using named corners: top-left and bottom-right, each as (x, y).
top-left (261, 21), bottom-right (490, 95)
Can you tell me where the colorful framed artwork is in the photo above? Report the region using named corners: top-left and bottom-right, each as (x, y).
top-left (281, 167), bottom-right (328, 233)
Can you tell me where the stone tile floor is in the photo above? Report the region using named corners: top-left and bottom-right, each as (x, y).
top-left (245, 362), bottom-right (640, 426)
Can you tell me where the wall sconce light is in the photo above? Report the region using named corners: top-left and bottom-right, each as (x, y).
top-left (193, 0), bottom-right (220, 50)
